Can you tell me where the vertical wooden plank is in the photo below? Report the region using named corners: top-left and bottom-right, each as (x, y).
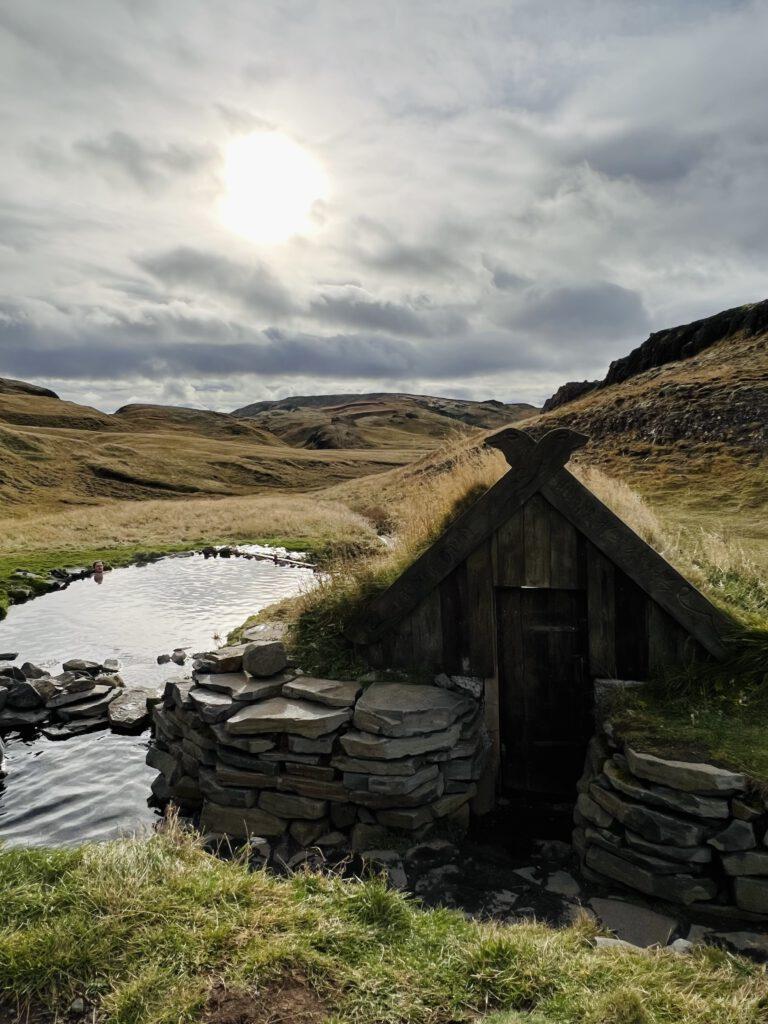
top-left (649, 601), bottom-right (683, 675)
top-left (439, 562), bottom-right (468, 674)
top-left (387, 615), bottom-right (414, 670)
top-left (587, 543), bottom-right (617, 678)
top-left (548, 502), bottom-right (580, 588)
top-left (615, 570), bottom-right (650, 680)
top-left (409, 589), bottom-right (443, 674)
top-left (365, 641), bottom-right (385, 670)
top-left (493, 507), bottom-right (525, 587)
top-left (474, 671), bottom-right (500, 814)
top-left (466, 540), bottom-right (495, 677)
top-left (523, 494), bottom-right (551, 586)
top-left (497, 587), bottom-right (525, 791)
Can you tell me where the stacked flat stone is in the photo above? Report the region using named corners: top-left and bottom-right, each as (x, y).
top-left (0, 658), bottom-right (155, 735)
top-left (146, 645), bottom-right (487, 849)
top-left (574, 733), bottom-right (768, 916)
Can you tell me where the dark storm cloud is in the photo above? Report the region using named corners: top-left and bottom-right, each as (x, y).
top-left (0, 304), bottom-right (564, 384)
top-left (309, 292), bottom-right (430, 336)
top-left (574, 127), bottom-right (713, 184)
top-left (507, 282), bottom-right (650, 343)
top-left (137, 247), bottom-right (294, 316)
top-left (75, 131), bottom-right (214, 192)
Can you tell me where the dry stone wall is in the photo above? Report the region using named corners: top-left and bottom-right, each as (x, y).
top-left (146, 641), bottom-right (488, 849)
top-left (574, 729), bottom-right (768, 918)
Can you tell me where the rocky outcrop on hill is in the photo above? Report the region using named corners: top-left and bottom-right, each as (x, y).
top-left (0, 377), bottom-right (59, 399)
top-left (542, 380), bottom-right (599, 412)
top-left (605, 300), bottom-right (768, 387)
top-left (542, 299), bottom-right (768, 413)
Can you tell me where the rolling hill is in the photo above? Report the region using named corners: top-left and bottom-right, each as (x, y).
top-left (0, 383), bottom-right (535, 515)
top-left (232, 393), bottom-right (536, 449)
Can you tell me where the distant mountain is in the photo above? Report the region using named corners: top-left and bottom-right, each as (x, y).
top-left (233, 392), bottom-right (537, 450)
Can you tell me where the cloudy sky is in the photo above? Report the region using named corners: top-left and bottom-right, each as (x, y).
top-left (1, 0), bottom-right (767, 412)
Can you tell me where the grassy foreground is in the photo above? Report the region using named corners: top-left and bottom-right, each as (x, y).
top-left (0, 826), bottom-right (766, 1024)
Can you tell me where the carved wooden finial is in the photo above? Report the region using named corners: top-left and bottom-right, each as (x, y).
top-left (484, 426), bottom-right (588, 474)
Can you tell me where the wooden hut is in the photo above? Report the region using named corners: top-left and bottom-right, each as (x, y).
top-left (346, 427), bottom-right (730, 808)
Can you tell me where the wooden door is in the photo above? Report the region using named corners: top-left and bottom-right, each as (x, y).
top-left (497, 587), bottom-right (591, 797)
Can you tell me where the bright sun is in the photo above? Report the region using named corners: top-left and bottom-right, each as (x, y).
top-left (219, 132), bottom-right (329, 244)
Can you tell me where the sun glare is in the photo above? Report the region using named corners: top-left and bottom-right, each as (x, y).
top-left (219, 132), bottom-right (329, 244)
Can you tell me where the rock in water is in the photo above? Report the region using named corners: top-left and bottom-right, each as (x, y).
top-left (108, 688), bottom-right (160, 732)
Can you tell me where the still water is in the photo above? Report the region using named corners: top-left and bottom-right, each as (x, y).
top-left (0, 549), bottom-right (315, 847)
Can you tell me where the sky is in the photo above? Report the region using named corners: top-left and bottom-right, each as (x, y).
top-left (1, 0), bottom-right (767, 413)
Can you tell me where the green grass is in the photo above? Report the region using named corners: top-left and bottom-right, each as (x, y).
top-left (0, 826), bottom-right (766, 1024)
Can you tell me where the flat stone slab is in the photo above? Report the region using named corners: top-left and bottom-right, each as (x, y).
top-left (226, 698), bottom-right (352, 738)
top-left (0, 707), bottom-right (49, 728)
top-left (625, 830), bottom-right (712, 863)
top-left (210, 725), bottom-right (274, 753)
top-left (282, 676), bottom-right (361, 708)
top-left (46, 677), bottom-right (96, 708)
top-left (353, 682), bottom-right (473, 737)
top-left (194, 672), bottom-right (286, 702)
top-left (545, 870), bottom-right (581, 898)
top-left (626, 748), bottom-right (746, 795)
top-left (340, 723), bottom-right (461, 760)
top-left (188, 686), bottom-right (236, 724)
top-left (259, 790), bottom-right (327, 820)
top-left (331, 753), bottom-right (423, 776)
top-left (586, 846), bottom-right (717, 905)
top-left (199, 799), bottom-right (286, 838)
top-left (196, 645), bottom-right (248, 674)
top-left (604, 759), bottom-right (730, 820)
top-left (590, 898), bottom-right (677, 948)
top-left (721, 851), bottom-right (768, 876)
top-left (734, 877), bottom-right (768, 914)
top-left (55, 687), bottom-right (119, 721)
top-left (590, 783), bottom-right (707, 847)
top-left (108, 688), bottom-right (159, 732)
top-left (708, 819), bottom-right (756, 852)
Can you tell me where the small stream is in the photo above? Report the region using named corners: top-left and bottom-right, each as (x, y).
top-left (0, 548), bottom-right (315, 847)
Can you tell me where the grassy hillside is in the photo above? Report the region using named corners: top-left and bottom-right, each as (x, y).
top-left (0, 824), bottom-right (764, 1024)
top-left (234, 392), bottom-right (536, 450)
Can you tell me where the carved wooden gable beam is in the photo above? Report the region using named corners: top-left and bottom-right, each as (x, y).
top-left (345, 427), bottom-right (586, 644)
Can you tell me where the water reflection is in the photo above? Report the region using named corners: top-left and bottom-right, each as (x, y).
top-left (0, 549), bottom-right (314, 846)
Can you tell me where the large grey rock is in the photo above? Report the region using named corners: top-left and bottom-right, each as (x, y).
top-left (20, 662), bottom-right (46, 679)
top-left (340, 724), bottom-right (461, 760)
top-left (349, 774), bottom-right (443, 809)
top-left (55, 687), bottom-right (119, 721)
top-left (625, 748), bottom-right (746, 795)
top-left (215, 763), bottom-right (278, 790)
top-left (734, 877), bottom-right (768, 914)
top-left (0, 707), bottom-right (48, 728)
top-left (289, 734), bottom-right (335, 754)
top-left (708, 820), bottom-right (756, 852)
top-left (242, 640), bottom-right (287, 678)
top-left (188, 686), bottom-right (236, 724)
top-left (353, 682), bottom-right (472, 737)
top-left (589, 898), bottom-right (677, 948)
top-left (276, 775), bottom-right (348, 802)
top-left (259, 790), bottom-right (327, 820)
top-left (721, 851), bottom-right (768, 876)
top-left (603, 759), bottom-right (730, 820)
top-left (167, 679), bottom-right (195, 710)
top-left (217, 747), bottom-right (278, 774)
top-left (199, 800), bottom-right (286, 838)
top-left (289, 819), bottom-right (327, 846)
top-left (62, 659), bottom-right (102, 675)
top-left (714, 931), bottom-right (768, 956)
top-left (590, 783), bottom-right (707, 847)
top-left (194, 672), bottom-right (287, 702)
top-left (108, 688), bottom-right (159, 732)
top-left (377, 806), bottom-right (433, 830)
top-left (586, 846), bottom-right (717, 905)
top-left (282, 676), bottom-right (361, 708)
top-left (226, 698), bottom-right (351, 738)
top-left (5, 679), bottom-right (45, 709)
top-left (625, 830), bottom-right (712, 863)
top-left (199, 769), bottom-right (256, 808)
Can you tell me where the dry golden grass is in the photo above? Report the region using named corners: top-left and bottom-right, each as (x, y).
top-left (0, 492), bottom-right (378, 560)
